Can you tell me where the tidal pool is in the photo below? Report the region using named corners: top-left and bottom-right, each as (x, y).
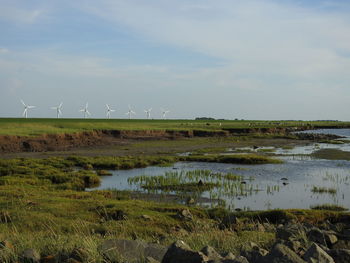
top-left (91, 129), bottom-right (350, 211)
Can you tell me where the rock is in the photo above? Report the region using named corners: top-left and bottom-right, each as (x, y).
top-left (328, 249), bottom-right (350, 263)
top-left (201, 245), bottom-right (222, 260)
top-left (161, 240), bottom-right (208, 263)
top-left (285, 240), bottom-right (302, 253)
top-left (242, 242), bottom-right (268, 263)
top-left (177, 209), bottom-right (193, 221)
top-left (0, 240), bottom-right (14, 250)
top-left (100, 239), bottom-right (167, 263)
top-left (277, 224), bottom-right (305, 241)
top-left (22, 248), bottom-right (40, 263)
top-left (303, 243), bottom-right (334, 263)
top-left (145, 256), bottom-right (160, 263)
top-left (262, 243), bottom-right (306, 263)
top-left (223, 252), bottom-right (236, 260)
top-left (307, 228), bottom-right (327, 246)
top-left (324, 232), bottom-right (338, 247)
top-left (40, 255), bottom-right (58, 263)
top-left (70, 248), bottom-right (89, 262)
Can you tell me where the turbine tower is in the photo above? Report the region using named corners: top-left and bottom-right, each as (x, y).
top-left (21, 100), bottom-right (36, 118)
top-left (144, 108), bottom-right (152, 119)
top-left (106, 104), bottom-right (116, 119)
top-left (79, 103), bottom-right (91, 118)
top-left (51, 102), bottom-right (63, 118)
top-left (126, 105), bottom-right (136, 119)
top-left (161, 108), bottom-right (170, 119)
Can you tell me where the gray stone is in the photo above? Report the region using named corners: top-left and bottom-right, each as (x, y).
top-left (201, 245), bottom-right (222, 260)
top-left (328, 249), bottom-right (350, 263)
top-left (100, 239), bottom-right (167, 263)
top-left (307, 228), bottom-right (327, 246)
top-left (277, 224), bottom-right (305, 241)
top-left (323, 231), bottom-right (338, 247)
top-left (262, 243), bottom-right (306, 263)
top-left (22, 248), bottom-right (40, 263)
top-left (161, 240), bottom-right (208, 263)
top-left (242, 243), bottom-right (268, 263)
top-left (303, 243), bottom-right (334, 263)
top-left (177, 209), bottom-right (193, 221)
top-left (145, 256), bottom-right (160, 263)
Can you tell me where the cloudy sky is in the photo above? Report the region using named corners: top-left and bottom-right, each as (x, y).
top-left (1, 0), bottom-right (350, 120)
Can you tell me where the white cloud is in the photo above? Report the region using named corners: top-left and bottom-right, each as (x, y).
top-left (0, 1), bottom-right (47, 24)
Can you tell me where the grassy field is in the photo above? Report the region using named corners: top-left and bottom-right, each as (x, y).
top-left (0, 118), bottom-right (349, 136)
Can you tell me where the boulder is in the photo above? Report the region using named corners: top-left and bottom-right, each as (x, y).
top-left (161, 240), bottom-right (208, 263)
top-left (177, 209), bottom-right (193, 221)
top-left (307, 228), bottom-right (327, 246)
top-left (324, 232), bottom-right (338, 248)
top-left (328, 249), bottom-right (350, 263)
top-left (201, 245), bottom-right (222, 260)
top-left (303, 243), bottom-right (334, 263)
top-left (100, 239), bottom-right (167, 263)
top-left (262, 243), bottom-right (306, 263)
top-left (276, 224), bottom-right (305, 241)
top-left (22, 248), bottom-right (40, 263)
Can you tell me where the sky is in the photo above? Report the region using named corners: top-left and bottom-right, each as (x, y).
top-left (0, 0), bottom-right (350, 120)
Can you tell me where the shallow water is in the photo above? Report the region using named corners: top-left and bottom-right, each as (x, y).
top-left (91, 129), bottom-right (350, 211)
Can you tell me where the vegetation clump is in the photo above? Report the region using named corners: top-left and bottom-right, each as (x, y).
top-left (181, 154), bottom-right (283, 164)
top-left (311, 186), bottom-right (337, 194)
top-left (310, 204), bottom-right (348, 211)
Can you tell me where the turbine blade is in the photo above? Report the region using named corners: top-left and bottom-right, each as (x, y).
top-left (87, 110), bottom-right (91, 116)
top-left (22, 109), bottom-right (27, 116)
top-left (21, 100), bottom-right (26, 106)
top-left (28, 106), bottom-right (35, 109)
top-left (106, 104), bottom-right (110, 110)
top-left (59, 102), bottom-right (63, 108)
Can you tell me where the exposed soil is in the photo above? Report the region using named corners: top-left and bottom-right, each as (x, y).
top-left (0, 126), bottom-right (342, 156)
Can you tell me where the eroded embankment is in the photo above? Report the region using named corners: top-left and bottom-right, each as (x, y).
top-left (0, 129), bottom-right (230, 153)
top-left (0, 125), bottom-right (344, 153)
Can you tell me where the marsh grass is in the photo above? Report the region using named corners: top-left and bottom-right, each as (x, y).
top-left (310, 204), bottom-right (348, 211)
top-left (311, 186), bottom-right (337, 194)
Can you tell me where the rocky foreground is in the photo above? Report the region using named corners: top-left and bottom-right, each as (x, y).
top-left (2, 214), bottom-right (350, 263)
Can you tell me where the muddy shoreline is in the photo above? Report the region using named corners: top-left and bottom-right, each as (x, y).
top-left (0, 126), bottom-right (344, 154)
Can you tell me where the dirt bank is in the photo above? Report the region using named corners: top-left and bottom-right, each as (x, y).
top-left (0, 129), bottom-right (231, 153)
top-left (0, 126), bottom-right (344, 154)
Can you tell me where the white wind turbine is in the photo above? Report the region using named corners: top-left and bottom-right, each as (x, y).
top-left (106, 104), bottom-right (116, 119)
top-left (161, 108), bottom-right (170, 119)
top-left (21, 100), bottom-right (36, 118)
top-left (51, 102), bottom-right (63, 118)
top-left (126, 105), bottom-right (136, 119)
top-left (79, 103), bottom-right (91, 118)
top-left (144, 108), bottom-right (152, 119)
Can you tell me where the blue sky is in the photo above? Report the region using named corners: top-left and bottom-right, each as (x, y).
top-left (1, 0), bottom-right (350, 120)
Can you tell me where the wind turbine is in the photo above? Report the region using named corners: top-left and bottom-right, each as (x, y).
top-left (106, 104), bottom-right (116, 119)
top-left (51, 102), bottom-right (63, 118)
top-left (21, 100), bottom-right (36, 118)
top-left (144, 108), bottom-right (152, 119)
top-left (161, 108), bottom-right (170, 119)
top-left (79, 103), bottom-right (91, 118)
top-left (126, 105), bottom-right (136, 119)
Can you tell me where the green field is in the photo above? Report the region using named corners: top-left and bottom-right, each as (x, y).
top-left (0, 118), bottom-right (348, 136)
